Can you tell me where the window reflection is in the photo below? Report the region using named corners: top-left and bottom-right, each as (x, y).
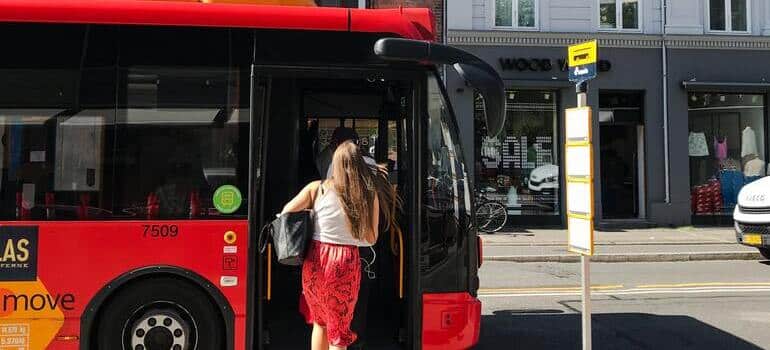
top-left (422, 73), bottom-right (470, 271)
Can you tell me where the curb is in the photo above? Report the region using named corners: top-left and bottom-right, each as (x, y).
top-left (486, 251), bottom-right (762, 263)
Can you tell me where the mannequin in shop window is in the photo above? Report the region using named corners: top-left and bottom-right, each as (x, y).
top-left (714, 135), bottom-right (728, 162)
top-left (744, 153), bottom-right (766, 184)
top-left (741, 126), bottom-right (758, 158)
top-left (688, 131), bottom-right (709, 157)
top-left (719, 157), bottom-right (744, 212)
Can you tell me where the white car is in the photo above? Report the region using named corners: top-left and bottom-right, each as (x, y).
top-left (733, 176), bottom-right (770, 259)
top-left (528, 164), bottom-right (559, 192)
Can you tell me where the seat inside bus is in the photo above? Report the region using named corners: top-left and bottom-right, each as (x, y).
top-left (260, 73), bottom-right (412, 349)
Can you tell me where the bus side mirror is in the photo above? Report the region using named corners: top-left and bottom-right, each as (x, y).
top-left (452, 63), bottom-right (504, 137)
top-left (373, 38), bottom-right (506, 137)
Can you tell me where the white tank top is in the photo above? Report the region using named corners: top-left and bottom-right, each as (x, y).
top-left (313, 184), bottom-right (372, 247)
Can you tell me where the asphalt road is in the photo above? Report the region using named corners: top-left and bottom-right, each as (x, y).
top-left (477, 260), bottom-right (770, 349)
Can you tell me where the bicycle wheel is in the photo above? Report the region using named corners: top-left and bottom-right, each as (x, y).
top-left (476, 202), bottom-right (508, 233)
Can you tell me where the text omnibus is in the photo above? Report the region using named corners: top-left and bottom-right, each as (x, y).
top-left (0, 1), bottom-right (505, 349)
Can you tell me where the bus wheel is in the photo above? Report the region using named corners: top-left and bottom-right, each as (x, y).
top-left (95, 277), bottom-right (224, 350)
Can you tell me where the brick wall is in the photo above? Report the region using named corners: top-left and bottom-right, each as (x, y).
top-left (368, 0), bottom-right (444, 43)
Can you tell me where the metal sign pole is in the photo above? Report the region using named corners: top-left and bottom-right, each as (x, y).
top-left (576, 81), bottom-right (592, 350)
top-left (568, 39), bottom-right (596, 350)
top-left (582, 254), bottom-right (592, 350)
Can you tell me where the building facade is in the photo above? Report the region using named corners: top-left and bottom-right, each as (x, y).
top-left (447, 0), bottom-right (770, 227)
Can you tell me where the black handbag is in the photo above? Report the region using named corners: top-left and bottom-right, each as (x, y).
top-left (260, 209), bottom-right (314, 266)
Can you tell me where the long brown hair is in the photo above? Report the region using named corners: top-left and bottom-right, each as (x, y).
top-left (331, 141), bottom-right (401, 242)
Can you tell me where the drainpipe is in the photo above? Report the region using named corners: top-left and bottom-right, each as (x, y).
top-left (661, 0), bottom-right (671, 204)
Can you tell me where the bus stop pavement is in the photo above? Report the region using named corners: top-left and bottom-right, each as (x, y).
top-left (481, 226), bottom-right (761, 263)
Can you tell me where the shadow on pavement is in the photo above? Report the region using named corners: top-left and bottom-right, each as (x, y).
top-left (477, 311), bottom-right (763, 349)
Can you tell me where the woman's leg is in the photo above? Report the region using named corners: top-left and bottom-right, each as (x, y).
top-left (312, 323), bottom-right (329, 350)
top-left (324, 246), bottom-right (361, 350)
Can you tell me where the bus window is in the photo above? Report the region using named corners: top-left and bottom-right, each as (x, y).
top-left (112, 67), bottom-right (250, 219)
top-left (0, 24), bottom-right (109, 221)
top-left (0, 24), bottom-right (252, 220)
top-left (421, 72), bottom-right (472, 291)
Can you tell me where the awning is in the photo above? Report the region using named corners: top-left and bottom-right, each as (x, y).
top-left (682, 81), bottom-right (770, 92)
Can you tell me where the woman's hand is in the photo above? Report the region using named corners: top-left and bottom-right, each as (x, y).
top-left (281, 181), bottom-right (321, 214)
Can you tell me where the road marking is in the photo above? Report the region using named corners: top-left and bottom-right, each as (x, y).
top-left (479, 285), bottom-right (770, 298)
top-left (478, 285), bottom-right (623, 294)
top-left (636, 282), bottom-right (770, 288)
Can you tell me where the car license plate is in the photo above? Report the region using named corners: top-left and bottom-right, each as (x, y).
top-left (744, 234), bottom-right (762, 246)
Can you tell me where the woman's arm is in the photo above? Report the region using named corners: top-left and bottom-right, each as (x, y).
top-left (281, 181), bottom-right (321, 214)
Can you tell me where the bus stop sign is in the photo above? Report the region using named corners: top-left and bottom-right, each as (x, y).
top-left (568, 40), bottom-right (597, 83)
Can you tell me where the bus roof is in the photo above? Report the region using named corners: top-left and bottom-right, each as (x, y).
top-left (0, 0), bottom-right (435, 41)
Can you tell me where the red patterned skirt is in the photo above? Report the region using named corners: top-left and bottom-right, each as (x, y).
top-left (300, 240), bottom-right (361, 347)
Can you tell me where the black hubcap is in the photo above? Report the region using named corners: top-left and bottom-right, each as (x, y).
top-left (144, 327), bottom-right (174, 350)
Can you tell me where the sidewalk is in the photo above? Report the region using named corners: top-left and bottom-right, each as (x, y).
top-left (482, 226), bottom-right (761, 263)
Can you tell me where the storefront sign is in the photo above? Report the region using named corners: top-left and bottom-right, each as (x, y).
top-left (498, 57), bottom-right (611, 73)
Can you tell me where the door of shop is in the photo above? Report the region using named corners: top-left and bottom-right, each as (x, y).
top-left (599, 92), bottom-right (645, 219)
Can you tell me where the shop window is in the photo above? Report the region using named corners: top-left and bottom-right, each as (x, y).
top-left (599, 0), bottom-right (640, 30)
top-left (494, 0), bottom-right (538, 29)
top-left (708, 0), bottom-right (749, 32)
top-left (474, 90), bottom-right (559, 218)
top-left (688, 93), bottom-right (766, 218)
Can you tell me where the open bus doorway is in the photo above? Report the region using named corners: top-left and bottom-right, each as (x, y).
top-left (256, 69), bottom-right (414, 349)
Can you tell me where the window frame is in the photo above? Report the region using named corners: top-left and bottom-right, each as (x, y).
top-left (706, 0), bottom-right (751, 34)
top-left (491, 0), bottom-right (540, 31)
top-left (596, 0), bottom-right (643, 32)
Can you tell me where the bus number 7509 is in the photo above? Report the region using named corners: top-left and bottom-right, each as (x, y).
top-left (142, 224), bottom-right (179, 238)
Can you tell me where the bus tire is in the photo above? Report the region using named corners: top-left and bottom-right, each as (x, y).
top-left (94, 276), bottom-right (225, 350)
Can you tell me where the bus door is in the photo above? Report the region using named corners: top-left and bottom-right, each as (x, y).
top-left (250, 67), bottom-right (418, 349)
top-left (418, 72), bottom-right (481, 350)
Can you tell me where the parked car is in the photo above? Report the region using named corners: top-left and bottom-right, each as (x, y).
top-left (733, 176), bottom-right (770, 259)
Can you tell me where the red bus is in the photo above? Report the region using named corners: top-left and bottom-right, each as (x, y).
top-left (0, 1), bottom-right (505, 349)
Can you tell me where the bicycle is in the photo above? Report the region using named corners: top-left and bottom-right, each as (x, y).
top-left (474, 188), bottom-right (508, 233)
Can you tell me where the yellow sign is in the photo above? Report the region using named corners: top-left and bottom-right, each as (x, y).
top-left (568, 40), bottom-right (597, 67)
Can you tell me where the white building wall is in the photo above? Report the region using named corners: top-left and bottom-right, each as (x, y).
top-left (472, 0), bottom-right (487, 29)
top-left (549, 0), bottom-right (593, 32)
top-left (447, 0), bottom-right (473, 30)
top-left (665, 0), bottom-right (703, 34)
top-left (448, 0), bottom-right (770, 36)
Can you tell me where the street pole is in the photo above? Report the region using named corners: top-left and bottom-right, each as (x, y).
top-left (582, 254), bottom-right (592, 350)
top-left (576, 80), bottom-right (592, 350)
